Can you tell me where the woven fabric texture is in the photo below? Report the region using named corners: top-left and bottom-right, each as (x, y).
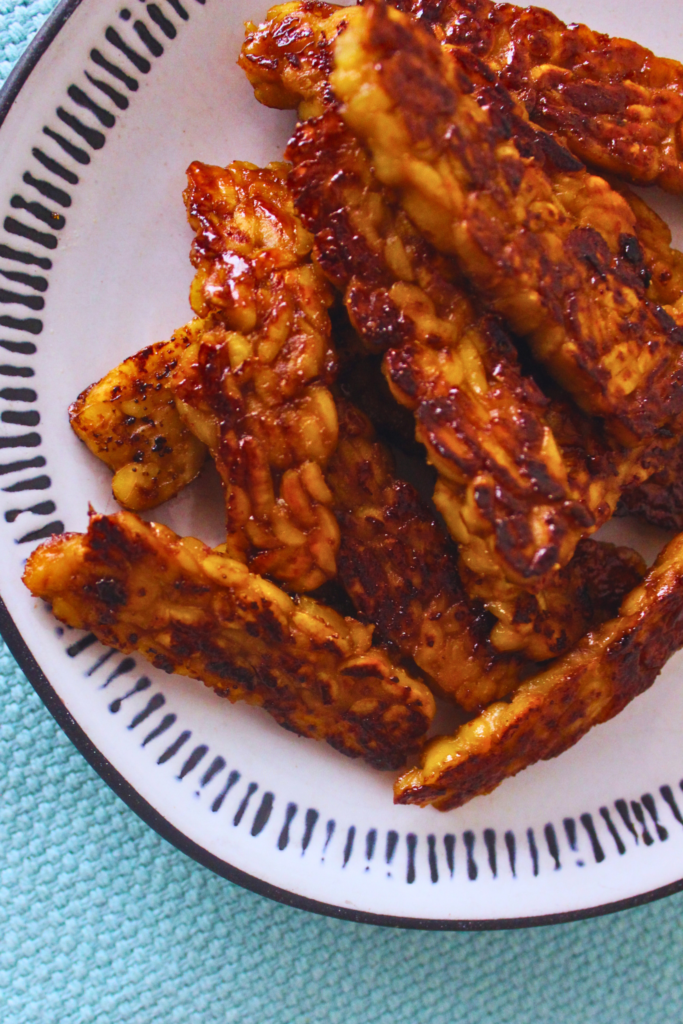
top-left (3, 3), bottom-right (683, 1023)
top-left (0, 0), bottom-right (54, 83)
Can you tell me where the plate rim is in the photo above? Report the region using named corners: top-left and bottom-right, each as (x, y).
top-left (2, 0), bottom-right (683, 931)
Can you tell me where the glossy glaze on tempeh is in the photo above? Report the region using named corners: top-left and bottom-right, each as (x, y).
top-left (242, 6), bottom-right (607, 598)
top-left (328, 398), bottom-right (524, 708)
top-left (618, 435), bottom-right (683, 533)
top-left (24, 511), bottom-right (435, 768)
top-left (396, 532), bottom-right (683, 809)
top-left (396, 0), bottom-right (683, 194)
top-left (331, 1), bottom-right (683, 443)
top-left (69, 333), bottom-right (207, 511)
top-left (173, 160), bottom-right (341, 592)
top-left (31, 1), bottom-right (683, 807)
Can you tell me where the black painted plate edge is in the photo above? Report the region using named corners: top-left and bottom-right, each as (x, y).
top-left (2, 0), bottom-right (683, 932)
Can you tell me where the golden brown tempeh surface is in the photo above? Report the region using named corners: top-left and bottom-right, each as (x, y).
top-left (69, 333), bottom-right (207, 511)
top-left (463, 537), bottom-right (646, 661)
top-left (30, 2), bottom-right (683, 808)
top-left (241, 3), bottom-right (683, 309)
top-left (70, 337), bottom-right (528, 704)
top-left (328, 398), bottom-right (523, 708)
top-left (73, 29), bottom-right (667, 665)
top-left (23, 511), bottom-right (435, 768)
top-left (66, 319), bottom-right (646, 690)
top-left (173, 160), bottom-right (341, 592)
top-left (607, 180), bottom-right (683, 308)
top-left (331, 2), bottom-right (683, 442)
top-left (395, 532), bottom-right (683, 810)
top-left (72, 161), bottom-right (341, 593)
top-left (242, 9), bottom-right (611, 599)
top-left (68, 153), bottom-right (544, 695)
top-left (396, 0), bottom-right (683, 194)
top-left (329, 398), bottom-right (645, 678)
top-left (289, 111), bottom-right (604, 598)
top-left (618, 436), bottom-right (683, 533)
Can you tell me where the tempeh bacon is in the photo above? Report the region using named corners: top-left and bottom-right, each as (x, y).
top-left (23, 510), bottom-right (435, 768)
top-left (397, 0), bottom-right (683, 194)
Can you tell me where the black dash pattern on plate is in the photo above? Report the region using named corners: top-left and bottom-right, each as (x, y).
top-left (52, 628), bottom-right (683, 884)
top-left (0, 0), bottom-right (197, 549)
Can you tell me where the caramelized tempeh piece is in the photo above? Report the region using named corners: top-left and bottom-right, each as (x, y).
top-left (67, 333), bottom-right (525, 700)
top-left (335, 325), bottom-right (422, 457)
top-left (395, 532), bottom-right (683, 809)
top-left (606, 179), bottom-right (683, 308)
top-left (328, 399), bottom-right (522, 709)
top-left (290, 113), bottom-right (604, 593)
top-left (242, 4), bottom-right (683, 312)
top-left (72, 162), bottom-right (339, 592)
top-left (390, 3), bottom-right (683, 311)
top-left (398, 0), bottom-right (683, 194)
top-left (70, 334), bottom-right (207, 511)
top-left (68, 319), bottom-right (645, 671)
top-left (69, 329), bottom-right (530, 696)
top-left (240, 1), bottom-right (350, 117)
top-left (331, 2), bottom-right (683, 442)
top-left (172, 160), bottom-right (340, 591)
top-left (23, 511), bottom-right (434, 768)
top-left (330, 399), bottom-right (645, 681)
top-left (469, 537), bottom-right (646, 660)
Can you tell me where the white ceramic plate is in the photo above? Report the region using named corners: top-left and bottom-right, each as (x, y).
top-left (3, 0), bottom-right (683, 929)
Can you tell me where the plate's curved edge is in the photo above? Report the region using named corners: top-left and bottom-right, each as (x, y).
top-left (2, 0), bottom-right (683, 933)
top-left (6, 595), bottom-right (683, 932)
top-left (0, 0), bottom-right (85, 128)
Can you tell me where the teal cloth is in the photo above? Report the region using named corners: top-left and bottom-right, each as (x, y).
top-left (3, 4), bottom-right (683, 1022)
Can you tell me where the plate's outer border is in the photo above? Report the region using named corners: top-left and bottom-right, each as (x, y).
top-left (3, 0), bottom-right (683, 933)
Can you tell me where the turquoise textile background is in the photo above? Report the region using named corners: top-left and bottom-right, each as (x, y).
top-left (2, 2), bottom-right (683, 1021)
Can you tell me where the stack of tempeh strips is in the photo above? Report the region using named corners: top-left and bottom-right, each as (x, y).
top-left (23, 0), bottom-right (683, 810)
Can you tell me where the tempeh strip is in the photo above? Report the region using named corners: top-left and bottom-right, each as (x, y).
top-left (397, 0), bottom-right (683, 194)
top-left (329, 397), bottom-right (645, 685)
top-left (328, 398), bottom-right (523, 708)
top-left (331, 2), bottom-right (683, 442)
top-left (241, 3), bottom-right (683, 313)
top-left (395, 533), bottom-right (683, 809)
top-left (69, 333), bottom-right (207, 511)
top-left (23, 511), bottom-right (435, 769)
top-left (618, 435), bottom-right (683, 532)
top-left (290, 112), bottom-right (604, 597)
top-left (172, 160), bottom-right (341, 592)
top-left (66, 315), bottom-right (644, 678)
top-left (388, 3), bottom-right (683, 312)
top-left (242, 6), bottom-right (611, 599)
top-left (72, 162), bottom-right (340, 592)
top-left (68, 329), bottom-right (530, 697)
